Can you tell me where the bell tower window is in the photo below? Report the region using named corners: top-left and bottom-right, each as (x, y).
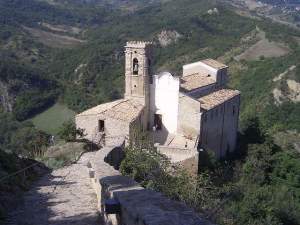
top-left (133, 58), bottom-right (139, 75)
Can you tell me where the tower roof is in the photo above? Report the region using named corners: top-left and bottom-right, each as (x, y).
top-left (125, 41), bottom-right (153, 48)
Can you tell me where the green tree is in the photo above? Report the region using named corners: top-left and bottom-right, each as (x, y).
top-left (10, 127), bottom-right (49, 158)
top-left (58, 120), bottom-right (85, 142)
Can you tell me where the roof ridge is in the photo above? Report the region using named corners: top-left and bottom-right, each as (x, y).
top-left (198, 88), bottom-right (240, 110)
top-left (103, 99), bottom-right (128, 113)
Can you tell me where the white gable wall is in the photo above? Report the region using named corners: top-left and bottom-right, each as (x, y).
top-left (150, 72), bottom-right (180, 134)
top-left (183, 61), bottom-right (218, 80)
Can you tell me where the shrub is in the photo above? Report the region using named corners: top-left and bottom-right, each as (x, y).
top-left (57, 120), bottom-right (85, 142)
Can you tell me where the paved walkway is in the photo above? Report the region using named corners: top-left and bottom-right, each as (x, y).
top-left (5, 152), bottom-right (101, 225)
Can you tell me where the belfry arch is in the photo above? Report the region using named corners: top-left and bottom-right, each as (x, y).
top-left (133, 58), bottom-right (139, 75)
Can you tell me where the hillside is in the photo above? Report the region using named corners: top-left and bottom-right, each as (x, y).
top-left (0, 0), bottom-right (300, 224)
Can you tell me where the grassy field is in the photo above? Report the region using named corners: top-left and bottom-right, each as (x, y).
top-left (30, 103), bottom-right (76, 135)
top-left (23, 26), bottom-right (86, 49)
top-left (235, 29), bottom-right (290, 61)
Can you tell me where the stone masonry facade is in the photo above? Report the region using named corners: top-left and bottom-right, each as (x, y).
top-left (76, 41), bottom-right (241, 166)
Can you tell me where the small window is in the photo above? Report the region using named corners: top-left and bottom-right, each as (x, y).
top-left (98, 120), bottom-right (105, 132)
top-left (232, 106), bottom-right (236, 116)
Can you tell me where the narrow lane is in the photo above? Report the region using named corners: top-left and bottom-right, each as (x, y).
top-left (5, 152), bottom-right (100, 225)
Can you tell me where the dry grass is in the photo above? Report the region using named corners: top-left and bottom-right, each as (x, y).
top-left (273, 130), bottom-right (300, 153)
top-left (235, 39), bottom-right (290, 61)
top-left (23, 26), bottom-right (86, 49)
top-left (40, 22), bottom-right (82, 35)
top-left (244, 0), bottom-right (262, 10)
top-left (42, 142), bottom-right (89, 169)
top-left (235, 29), bottom-right (290, 61)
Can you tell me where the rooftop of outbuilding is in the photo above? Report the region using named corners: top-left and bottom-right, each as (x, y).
top-left (198, 89), bottom-right (240, 110)
top-left (180, 73), bottom-right (216, 92)
top-left (76, 98), bottom-right (144, 122)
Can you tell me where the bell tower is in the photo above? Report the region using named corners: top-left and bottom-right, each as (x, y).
top-left (124, 41), bottom-right (152, 104)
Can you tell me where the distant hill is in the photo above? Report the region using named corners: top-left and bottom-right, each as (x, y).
top-left (259, 0), bottom-right (300, 5)
top-left (0, 0), bottom-right (299, 135)
top-left (0, 1), bottom-right (300, 224)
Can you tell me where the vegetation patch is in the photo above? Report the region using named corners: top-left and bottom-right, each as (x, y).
top-left (40, 22), bottom-right (82, 35)
top-left (235, 30), bottom-right (290, 61)
top-left (0, 149), bottom-right (48, 222)
top-left (23, 26), bottom-right (86, 49)
top-left (30, 103), bottom-right (76, 135)
top-left (121, 126), bottom-right (300, 225)
top-left (41, 142), bottom-right (88, 169)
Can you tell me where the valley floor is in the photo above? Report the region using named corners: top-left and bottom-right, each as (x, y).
top-left (4, 152), bottom-right (101, 225)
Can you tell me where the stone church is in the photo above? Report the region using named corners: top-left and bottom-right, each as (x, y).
top-left (76, 41), bottom-right (240, 160)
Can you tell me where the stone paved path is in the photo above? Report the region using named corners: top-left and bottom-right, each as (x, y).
top-left (5, 152), bottom-right (101, 225)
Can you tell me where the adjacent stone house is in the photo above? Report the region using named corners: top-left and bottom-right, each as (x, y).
top-left (76, 41), bottom-right (240, 161)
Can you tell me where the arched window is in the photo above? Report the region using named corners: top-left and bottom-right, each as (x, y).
top-left (133, 58), bottom-right (139, 75)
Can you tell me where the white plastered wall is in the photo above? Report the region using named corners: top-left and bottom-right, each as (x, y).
top-left (150, 72), bottom-right (180, 134)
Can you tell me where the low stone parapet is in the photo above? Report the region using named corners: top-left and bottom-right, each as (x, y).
top-left (87, 144), bottom-right (214, 225)
top-left (156, 145), bottom-right (199, 174)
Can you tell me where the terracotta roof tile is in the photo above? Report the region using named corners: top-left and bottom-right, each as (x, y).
top-left (102, 99), bottom-right (144, 122)
top-left (76, 99), bottom-right (144, 122)
top-left (76, 99), bottom-right (124, 117)
top-left (198, 89), bottom-right (240, 110)
top-left (180, 73), bottom-right (216, 92)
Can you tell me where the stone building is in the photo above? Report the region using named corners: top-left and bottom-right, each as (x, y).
top-left (76, 41), bottom-right (240, 161)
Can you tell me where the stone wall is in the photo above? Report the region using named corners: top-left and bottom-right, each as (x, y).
top-left (87, 143), bottom-right (215, 225)
top-left (76, 114), bottom-right (131, 145)
top-left (187, 84), bottom-right (217, 99)
top-left (199, 95), bottom-right (240, 158)
top-left (157, 145), bottom-right (199, 174)
top-left (177, 93), bottom-right (201, 138)
top-left (157, 145), bottom-right (197, 159)
top-left (124, 41), bottom-right (152, 102)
